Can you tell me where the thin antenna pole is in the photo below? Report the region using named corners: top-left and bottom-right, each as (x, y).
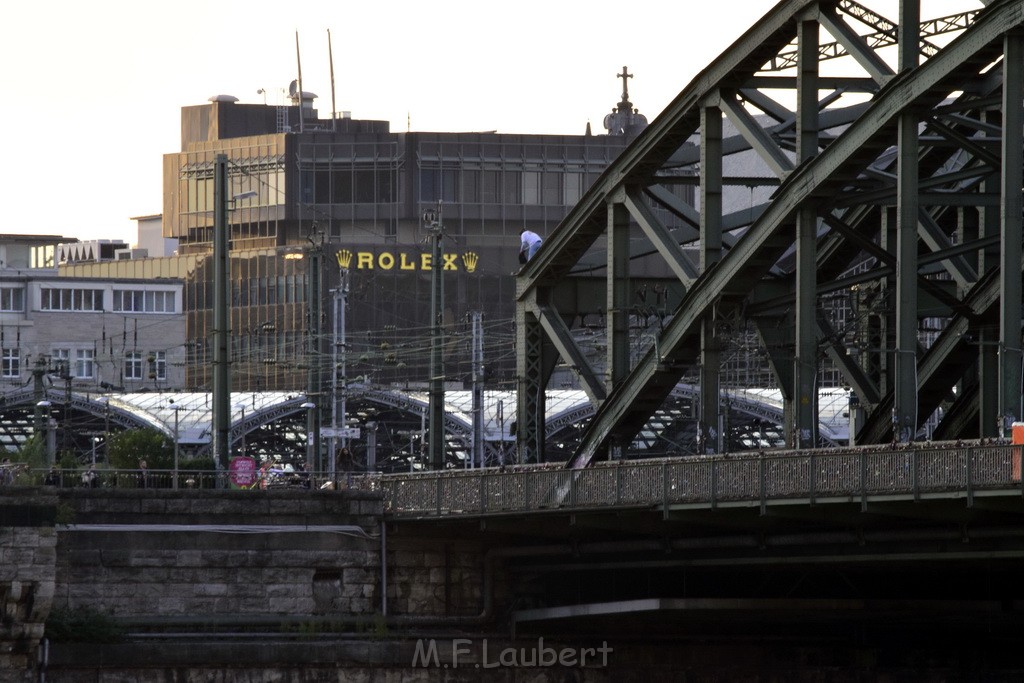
top-left (295, 31), bottom-right (304, 133)
top-left (328, 29), bottom-right (338, 133)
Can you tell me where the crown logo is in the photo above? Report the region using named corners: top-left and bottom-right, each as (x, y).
top-left (336, 249), bottom-right (353, 269)
top-left (461, 252), bottom-right (479, 273)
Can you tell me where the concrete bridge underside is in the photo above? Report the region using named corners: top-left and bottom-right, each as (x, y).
top-left (516, 0), bottom-right (1024, 467)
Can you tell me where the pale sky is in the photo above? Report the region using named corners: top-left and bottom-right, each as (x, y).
top-left (0, 1), bottom-right (979, 246)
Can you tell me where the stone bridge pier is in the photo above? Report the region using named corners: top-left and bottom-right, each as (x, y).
top-left (2, 487), bottom-right (506, 681)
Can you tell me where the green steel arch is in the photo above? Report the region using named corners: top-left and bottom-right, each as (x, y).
top-left (515, 0), bottom-right (1024, 467)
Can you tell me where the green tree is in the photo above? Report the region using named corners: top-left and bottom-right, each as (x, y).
top-left (106, 428), bottom-right (173, 470)
top-left (14, 434), bottom-right (46, 468)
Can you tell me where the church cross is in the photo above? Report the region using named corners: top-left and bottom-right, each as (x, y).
top-left (618, 66), bottom-right (633, 102)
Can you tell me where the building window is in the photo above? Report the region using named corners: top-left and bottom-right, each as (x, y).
top-left (523, 171), bottom-right (541, 205)
top-left (563, 172), bottom-right (583, 205)
top-left (125, 352), bottom-right (143, 380)
top-left (52, 349), bottom-right (71, 378)
top-left (75, 349), bottom-right (94, 379)
top-left (1, 349), bottom-right (19, 378)
top-left (112, 290), bottom-right (176, 313)
top-left (40, 288), bottom-right (103, 312)
top-left (153, 351), bottom-right (167, 381)
top-left (542, 171), bottom-right (560, 205)
top-left (481, 171), bottom-right (500, 203)
top-left (0, 287), bottom-right (24, 312)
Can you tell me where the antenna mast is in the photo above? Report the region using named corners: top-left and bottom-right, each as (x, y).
top-left (328, 29), bottom-right (338, 133)
top-left (295, 31), bottom-right (304, 133)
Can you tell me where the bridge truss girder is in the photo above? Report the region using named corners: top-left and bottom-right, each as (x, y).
top-left (516, 0), bottom-right (1024, 467)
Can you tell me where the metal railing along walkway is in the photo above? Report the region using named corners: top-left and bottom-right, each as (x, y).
top-left (355, 443), bottom-right (1023, 518)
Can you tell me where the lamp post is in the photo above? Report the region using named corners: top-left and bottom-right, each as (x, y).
top-left (423, 203), bottom-right (446, 470)
top-left (36, 400), bottom-right (54, 465)
top-left (234, 403), bottom-right (246, 458)
top-left (301, 401), bottom-right (316, 469)
top-left (168, 400), bottom-right (182, 490)
top-left (96, 396), bottom-right (110, 463)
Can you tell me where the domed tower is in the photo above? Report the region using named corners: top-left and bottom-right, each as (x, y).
top-left (602, 66), bottom-right (648, 136)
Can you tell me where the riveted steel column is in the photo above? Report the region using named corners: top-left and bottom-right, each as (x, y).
top-left (607, 197), bottom-right (631, 393)
top-left (999, 32), bottom-right (1024, 434)
top-left (516, 301), bottom-right (545, 464)
top-left (893, 0), bottom-right (921, 443)
top-left (606, 197), bottom-right (631, 459)
top-left (794, 19), bottom-right (819, 448)
top-left (978, 109), bottom-right (1001, 437)
top-left (699, 105), bottom-right (722, 453)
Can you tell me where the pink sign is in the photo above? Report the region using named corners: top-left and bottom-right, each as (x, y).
top-left (229, 456), bottom-right (258, 489)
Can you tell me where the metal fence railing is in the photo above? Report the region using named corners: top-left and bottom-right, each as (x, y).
top-left (3, 444), bottom-right (1020, 520)
top-left (350, 443), bottom-right (1022, 518)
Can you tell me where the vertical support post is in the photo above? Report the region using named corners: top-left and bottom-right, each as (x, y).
top-left (330, 266), bottom-right (349, 478)
top-left (999, 32), bottom-right (1024, 435)
top-left (425, 204), bottom-right (446, 470)
top-left (303, 402), bottom-right (317, 466)
top-left (699, 104), bottom-right (723, 453)
top-left (894, 115), bottom-right (919, 442)
top-left (366, 422), bottom-right (377, 472)
top-left (794, 19), bottom-right (820, 449)
top-left (897, 0), bottom-right (921, 74)
top-left (607, 197), bottom-right (631, 392)
top-left (606, 196), bottom-right (631, 460)
top-left (471, 311), bottom-right (484, 468)
top-left (212, 153), bottom-right (231, 472)
top-left (516, 304), bottom-right (545, 465)
top-left (892, 0), bottom-right (921, 444)
top-left (172, 405), bottom-right (181, 490)
top-left (307, 228), bottom-right (324, 471)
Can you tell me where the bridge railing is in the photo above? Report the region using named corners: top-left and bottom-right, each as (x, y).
top-left (353, 443), bottom-right (1021, 517)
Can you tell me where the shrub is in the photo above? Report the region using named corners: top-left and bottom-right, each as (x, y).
top-left (45, 606), bottom-right (124, 643)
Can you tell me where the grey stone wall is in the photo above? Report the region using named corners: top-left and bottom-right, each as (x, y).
top-left (54, 489), bottom-right (387, 621)
top-left (387, 540), bottom-right (486, 617)
top-left (0, 489), bottom-right (57, 679)
top-left (3, 488), bottom-right (503, 680)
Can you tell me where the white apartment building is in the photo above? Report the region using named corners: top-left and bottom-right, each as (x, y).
top-left (0, 264), bottom-right (185, 393)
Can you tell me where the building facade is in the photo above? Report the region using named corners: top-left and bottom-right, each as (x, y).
top-left (0, 250), bottom-right (185, 394)
top-left (131, 85), bottom-right (681, 395)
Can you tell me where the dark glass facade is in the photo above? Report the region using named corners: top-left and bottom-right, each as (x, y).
top-left (158, 98), bottom-right (693, 392)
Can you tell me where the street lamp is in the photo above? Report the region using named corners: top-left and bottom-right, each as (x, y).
top-left (234, 403), bottom-right (246, 458)
top-left (300, 401), bottom-right (316, 470)
top-left (36, 400), bottom-right (54, 465)
top-left (96, 396), bottom-right (110, 463)
top-left (168, 399), bottom-right (183, 490)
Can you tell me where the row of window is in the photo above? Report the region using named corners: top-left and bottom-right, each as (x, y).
top-left (0, 349), bottom-right (167, 381)
top-left (0, 287), bottom-right (178, 313)
top-left (180, 168), bottom-right (286, 214)
top-left (112, 290), bottom-right (177, 313)
top-left (293, 167), bottom-right (598, 208)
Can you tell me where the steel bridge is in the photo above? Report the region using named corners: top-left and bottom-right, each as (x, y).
top-left (515, 0), bottom-right (1024, 467)
top-left (365, 441), bottom-right (1022, 519)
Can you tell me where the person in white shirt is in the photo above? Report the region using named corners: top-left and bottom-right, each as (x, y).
top-left (519, 230), bottom-right (543, 263)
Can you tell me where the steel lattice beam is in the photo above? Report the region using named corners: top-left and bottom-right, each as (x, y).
top-left (515, 0), bottom-right (1024, 467)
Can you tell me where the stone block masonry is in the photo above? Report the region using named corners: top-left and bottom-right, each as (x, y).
top-left (3, 487), bottom-right (500, 680)
top-left (47, 488), bottom-right (493, 625)
top-left (55, 489), bottom-right (387, 621)
top-left (0, 489), bottom-right (58, 678)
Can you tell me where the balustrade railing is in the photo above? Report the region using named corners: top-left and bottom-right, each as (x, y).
top-left (4, 444), bottom-right (1019, 520)
top-left (353, 443), bottom-right (1022, 518)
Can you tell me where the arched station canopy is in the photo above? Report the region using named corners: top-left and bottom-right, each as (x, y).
top-left (0, 386), bottom-right (837, 469)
